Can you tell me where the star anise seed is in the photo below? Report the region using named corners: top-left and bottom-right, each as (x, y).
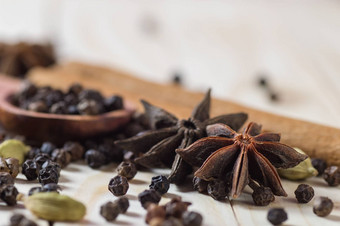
top-left (176, 122), bottom-right (307, 198)
top-left (115, 90), bottom-right (248, 184)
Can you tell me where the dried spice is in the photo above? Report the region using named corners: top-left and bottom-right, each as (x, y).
top-left (0, 184), bottom-right (19, 206)
top-left (267, 208), bottom-right (287, 225)
top-left (138, 189), bottom-right (161, 209)
top-left (25, 192), bottom-right (86, 221)
top-left (108, 175), bottom-right (129, 196)
top-left (149, 175), bottom-right (170, 195)
top-left (63, 142), bottom-right (84, 161)
top-left (85, 149), bottom-right (106, 169)
top-left (277, 148), bottom-right (317, 180)
top-left (207, 179), bottom-right (229, 200)
top-left (0, 172), bottom-right (14, 187)
top-left (165, 197), bottom-right (191, 218)
top-left (192, 177), bottom-right (208, 193)
top-left (28, 187), bottom-right (42, 196)
top-left (51, 149), bottom-right (71, 168)
top-left (323, 166), bottom-right (340, 186)
top-left (294, 184), bottom-right (314, 203)
top-left (115, 197), bottom-right (130, 213)
top-left (100, 201), bottom-right (120, 222)
top-left (0, 139), bottom-right (30, 164)
top-left (10, 213), bottom-right (38, 226)
top-left (117, 161), bottom-right (137, 180)
top-left (22, 160), bottom-right (38, 180)
top-left (0, 42), bottom-right (55, 77)
top-left (146, 203), bottom-right (166, 224)
top-left (177, 122), bottom-right (307, 198)
top-left (182, 211), bottom-right (203, 226)
top-left (313, 197), bottom-right (333, 217)
top-left (5, 158), bottom-right (20, 178)
top-left (40, 142), bottom-right (56, 156)
top-left (311, 158), bottom-right (327, 176)
top-left (249, 180), bottom-right (275, 206)
top-left (33, 154), bottom-right (51, 171)
top-left (38, 166), bottom-right (59, 185)
top-left (116, 90), bottom-right (248, 184)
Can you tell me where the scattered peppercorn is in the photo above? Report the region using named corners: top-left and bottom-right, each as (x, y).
top-left (313, 197), bottom-right (333, 217)
top-left (207, 180), bottom-right (229, 200)
top-left (63, 142), bottom-right (84, 161)
top-left (28, 187), bottom-right (42, 196)
top-left (0, 184), bottom-right (18, 206)
top-left (115, 196), bottom-right (130, 213)
top-left (4, 158), bottom-right (19, 178)
top-left (108, 175), bottom-right (129, 196)
top-left (104, 95), bottom-right (123, 111)
top-left (26, 148), bottom-right (41, 160)
top-left (100, 201), bottom-right (120, 222)
top-left (311, 158), bottom-right (327, 176)
top-left (323, 166), bottom-right (340, 186)
top-left (40, 142), bottom-right (56, 156)
top-left (267, 208), bottom-right (288, 225)
top-left (294, 184), bottom-right (314, 203)
top-left (38, 167), bottom-right (59, 185)
top-left (192, 177), bottom-right (208, 193)
top-left (41, 161), bottom-right (61, 177)
top-left (22, 160), bottom-right (38, 181)
top-left (149, 175), bottom-right (170, 195)
top-left (252, 186), bottom-right (275, 206)
top-left (138, 189), bottom-right (161, 209)
top-left (85, 149), bottom-right (106, 169)
top-left (33, 154), bottom-right (51, 171)
top-left (146, 203), bottom-right (166, 224)
top-left (42, 183), bottom-right (61, 193)
top-left (10, 213), bottom-right (38, 226)
top-left (182, 211), bottom-right (203, 226)
top-left (51, 149), bottom-right (71, 168)
top-left (0, 157), bottom-right (10, 173)
top-left (0, 172), bottom-right (14, 187)
top-left (165, 197), bottom-right (191, 218)
top-left (117, 161), bottom-right (137, 180)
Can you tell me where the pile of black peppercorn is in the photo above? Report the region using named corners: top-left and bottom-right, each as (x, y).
top-left (12, 82), bottom-right (124, 115)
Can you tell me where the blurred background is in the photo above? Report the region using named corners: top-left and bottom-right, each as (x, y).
top-left (1, 0), bottom-right (340, 127)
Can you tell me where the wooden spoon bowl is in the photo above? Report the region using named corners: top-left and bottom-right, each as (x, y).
top-left (0, 75), bottom-right (136, 143)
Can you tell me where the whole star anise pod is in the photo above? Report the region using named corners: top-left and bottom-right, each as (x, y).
top-left (176, 122), bottom-right (307, 198)
top-left (115, 90), bottom-right (248, 184)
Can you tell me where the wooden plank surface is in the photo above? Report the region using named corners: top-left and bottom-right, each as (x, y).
top-left (0, 63), bottom-right (339, 226)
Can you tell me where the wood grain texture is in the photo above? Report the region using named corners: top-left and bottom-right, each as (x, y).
top-left (28, 62), bottom-right (340, 166)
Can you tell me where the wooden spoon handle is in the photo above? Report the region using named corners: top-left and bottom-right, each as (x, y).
top-left (27, 62), bottom-right (340, 166)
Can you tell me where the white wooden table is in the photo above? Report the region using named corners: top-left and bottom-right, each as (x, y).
top-left (0, 0), bottom-right (340, 225)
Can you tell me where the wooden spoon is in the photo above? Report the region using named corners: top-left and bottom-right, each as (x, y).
top-left (0, 75), bottom-right (135, 143)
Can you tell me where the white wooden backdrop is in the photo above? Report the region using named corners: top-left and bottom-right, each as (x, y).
top-left (0, 0), bottom-right (339, 225)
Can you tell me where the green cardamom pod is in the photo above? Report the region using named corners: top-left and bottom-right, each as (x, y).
top-left (277, 148), bottom-right (318, 180)
top-left (24, 192), bottom-right (86, 221)
top-left (0, 140), bottom-right (30, 164)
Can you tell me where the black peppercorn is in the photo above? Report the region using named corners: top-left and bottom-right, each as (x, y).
top-left (5, 158), bottom-right (20, 178)
top-left (28, 186), bottom-right (42, 196)
top-left (149, 175), bottom-right (170, 195)
top-left (85, 149), bottom-right (106, 169)
top-left (41, 160), bottom-right (61, 177)
top-left (182, 211), bottom-right (203, 226)
top-left (40, 142), bottom-right (56, 156)
top-left (42, 183), bottom-right (61, 192)
top-left (311, 158), bottom-right (327, 176)
top-left (0, 184), bottom-right (18, 206)
top-left (165, 197), bottom-right (191, 218)
top-left (313, 196), bottom-right (333, 217)
top-left (63, 141), bottom-right (84, 161)
top-left (38, 167), bottom-right (59, 185)
top-left (28, 101), bottom-right (48, 112)
top-left (51, 149), bottom-right (71, 168)
top-left (0, 172), bottom-right (14, 187)
top-left (145, 203), bottom-right (166, 224)
top-left (68, 83), bottom-right (83, 95)
top-left (267, 208), bottom-right (288, 225)
top-left (115, 196), bottom-right (130, 213)
top-left (207, 180), bottom-right (229, 200)
top-left (104, 95), bottom-right (123, 111)
top-left (323, 166), bottom-right (340, 186)
top-left (117, 161), bottom-right (137, 180)
top-left (22, 160), bottom-right (38, 181)
top-left (100, 201), bottom-right (120, 222)
top-left (108, 175), bottom-right (129, 196)
top-left (50, 102), bottom-right (67, 114)
top-left (138, 189), bottom-right (161, 209)
top-left (26, 148), bottom-right (42, 159)
top-left (10, 213), bottom-right (38, 226)
top-left (193, 177), bottom-right (208, 193)
top-left (252, 186), bottom-right (275, 206)
top-left (33, 154), bottom-right (51, 171)
top-left (294, 184), bottom-right (314, 203)
top-left (0, 157), bottom-right (10, 173)
top-left (78, 89), bottom-right (104, 102)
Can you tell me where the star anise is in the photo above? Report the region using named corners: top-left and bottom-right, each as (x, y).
top-left (115, 90), bottom-right (248, 184)
top-left (176, 122), bottom-right (307, 198)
